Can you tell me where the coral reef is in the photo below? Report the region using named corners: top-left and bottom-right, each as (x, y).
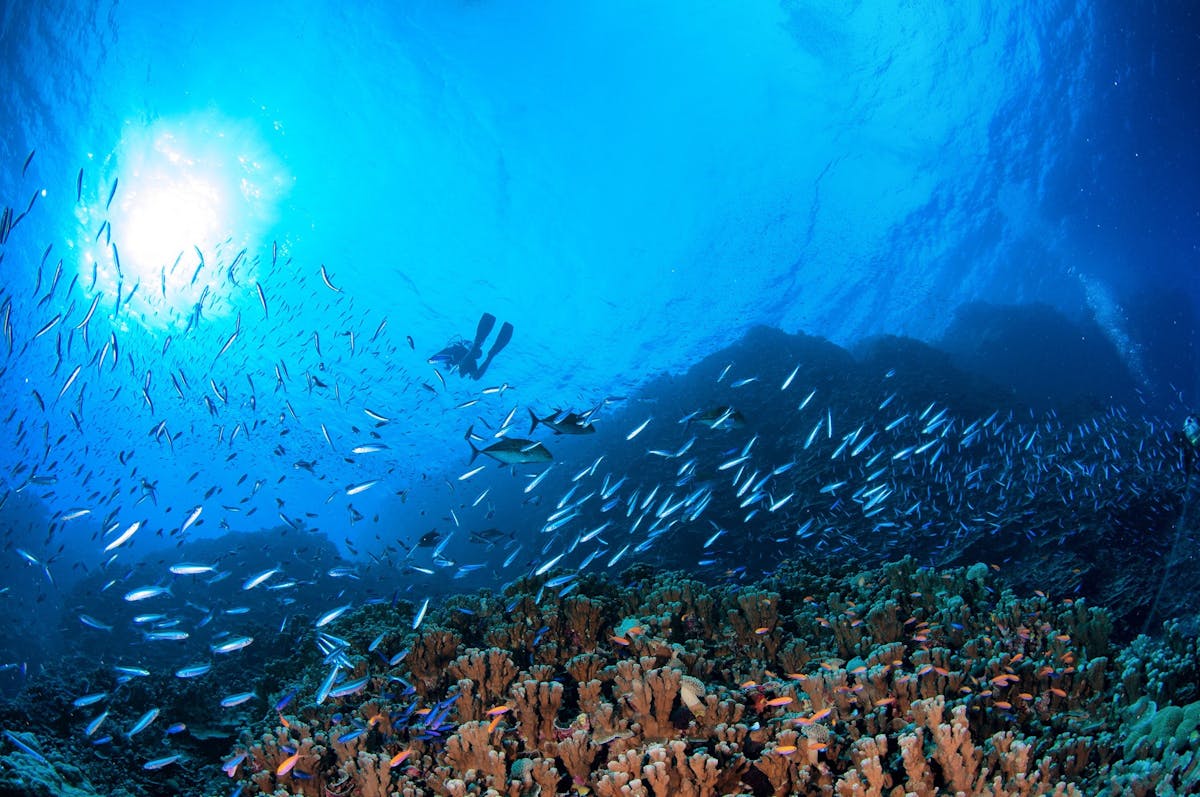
top-left (220, 556), bottom-right (1200, 796)
top-left (5, 556), bottom-right (1200, 796)
top-left (1101, 617), bottom-right (1200, 795)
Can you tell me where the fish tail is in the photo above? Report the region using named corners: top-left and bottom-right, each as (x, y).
top-left (528, 408), bottom-right (540, 436)
top-left (465, 426), bottom-right (480, 465)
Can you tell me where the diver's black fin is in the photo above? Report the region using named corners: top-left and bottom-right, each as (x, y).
top-left (489, 322), bottom-right (514, 356)
top-left (473, 313), bottom-right (497, 352)
top-left (471, 322), bottom-right (513, 381)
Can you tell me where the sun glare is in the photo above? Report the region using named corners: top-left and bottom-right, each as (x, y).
top-left (120, 141), bottom-right (225, 274)
top-left (80, 112), bottom-right (289, 329)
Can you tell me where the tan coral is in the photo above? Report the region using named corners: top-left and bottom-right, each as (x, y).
top-left (510, 677), bottom-right (564, 753)
top-left (594, 747), bottom-right (650, 797)
top-left (247, 723), bottom-right (326, 797)
top-left (635, 579), bottom-right (721, 642)
top-left (406, 629), bottom-right (463, 697)
top-left (553, 728), bottom-right (600, 791)
top-left (566, 652), bottom-right (607, 684)
top-left (834, 734), bottom-right (890, 796)
top-left (641, 744), bottom-right (671, 797)
top-left (231, 558), bottom-right (1123, 797)
top-left (688, 693), bottom-right (744, 740)
top-left (754, 730), bottom-right (808, 797)
top-left (529, 756), bottom-right (561, 795)
top-left (589, 700), bottom-right (636, 753)
top-left (338, 751), bottom-right (391, 797)
top-left (778, 638), bottom-right (812, 674)
top-left (898, 728), bottom-right (936, 795)
top-left (577, 679), bottom-right (604, 716)
top-left (440, 720), bottom-right (507, 790)
top-left (527, 663), bottom-right (555, 682)
top-left (727, 589), bottom-right (782, 659)
top-left (564, 595), bottom-right (607, 652)
top-left (616, 660), bottom-right (681, 741)
top-left (448, 647), bottom-right (519, 721)
top-left (641, 740), bottom-right (731, 797)
top-left (915, 696), bottom-right (982, 793)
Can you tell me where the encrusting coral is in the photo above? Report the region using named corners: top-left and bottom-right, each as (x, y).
top-left (226, 556), bottom-right (1200, 796)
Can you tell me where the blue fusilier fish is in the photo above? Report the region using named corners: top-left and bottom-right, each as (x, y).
top-left (327, 675), bottom-right (370, 699)
top-left (211, 636), bottom-right (254, 654)
top-left (335, 727), bottom-right (367, 744)
top-left (176, 663), bottom-right (212, 678)
top-left (221, 692), bottom-right (255, 708)
top-left (414, 694), bottom-right (461, 739)
top-left (315, 605), bottom-right (351, 628)
top-left (274, 688), bottom-right (298, 713)
top-left (143, 753), bottom-right (181, 770)
top-left (2, 729), bottom-right (48, 763)
top-left (127, 708), bottom-right (160, 737)
top-left (124, 585), bottom-right (170, 602)
top-left (73, 692), bottom-right (108, 707)
top-left (85, 710), bottom-right (109, 737)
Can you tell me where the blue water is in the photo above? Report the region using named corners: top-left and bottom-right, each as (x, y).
top-left (0, 0), bottom-right (1197, 749)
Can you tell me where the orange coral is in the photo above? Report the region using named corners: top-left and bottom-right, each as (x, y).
top-left (229, 558), bottom-right (1121, 797)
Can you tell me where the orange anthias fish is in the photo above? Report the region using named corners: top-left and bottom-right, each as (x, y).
top-left (277, 753), bottom-right (300, 777)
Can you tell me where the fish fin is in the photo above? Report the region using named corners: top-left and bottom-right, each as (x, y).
top-left (528, 408), bottom-right (540, 436)
top-left (466, 426), bottom-right (481, 465)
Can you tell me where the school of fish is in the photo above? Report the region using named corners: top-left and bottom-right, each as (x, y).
top-left (0, 148), bottom-right (1183, 784)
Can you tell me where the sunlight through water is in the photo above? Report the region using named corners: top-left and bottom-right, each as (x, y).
top-left (78, 111), bottom-right (291, 330)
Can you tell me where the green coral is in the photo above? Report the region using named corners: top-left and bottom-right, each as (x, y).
top-left (1105, 698), bottom-right (1200, 796)
top-left (0, 746), bottom-right (128, 797)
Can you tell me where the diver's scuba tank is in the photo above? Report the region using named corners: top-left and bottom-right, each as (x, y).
top-left (1186, 415), bottom-right (1200, 449)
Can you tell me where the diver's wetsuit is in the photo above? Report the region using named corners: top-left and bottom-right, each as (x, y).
top-left (428, 313), bottom-right (513, 380)
top-left (1180, 415), bottom-right (1200, 478)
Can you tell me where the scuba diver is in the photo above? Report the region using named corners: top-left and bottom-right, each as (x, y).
top-left (1180, 414), bottom-right (1200, 478)
top-left (428, 312), bottom-right (514, 380)
top-left (1145, 413), bottom-right (1200, 634)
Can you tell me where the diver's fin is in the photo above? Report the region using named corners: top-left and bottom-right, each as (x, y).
top-left (488, 322), bottom-right (514, 357)
top-left (472, 313), bottom-right (497, 352)
top-left (471, 322), bottom-right (513, 380)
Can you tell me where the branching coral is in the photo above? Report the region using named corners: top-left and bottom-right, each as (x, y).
top-left (615, 659), bottom-right (680, 741)
top-left (436, 720), bottom-right (506, 790)
top-left (447, 647), bottom-right (518, 722)
top-left (406, 629), bottom-right (463, 697)
top-left (228, 557), bottom-right (1183, 797)
top-left (510, 677), bottom-right (563, 753)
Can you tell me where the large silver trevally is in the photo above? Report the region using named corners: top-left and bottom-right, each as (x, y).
top-left (466, 426), bottom-right (552, 465)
